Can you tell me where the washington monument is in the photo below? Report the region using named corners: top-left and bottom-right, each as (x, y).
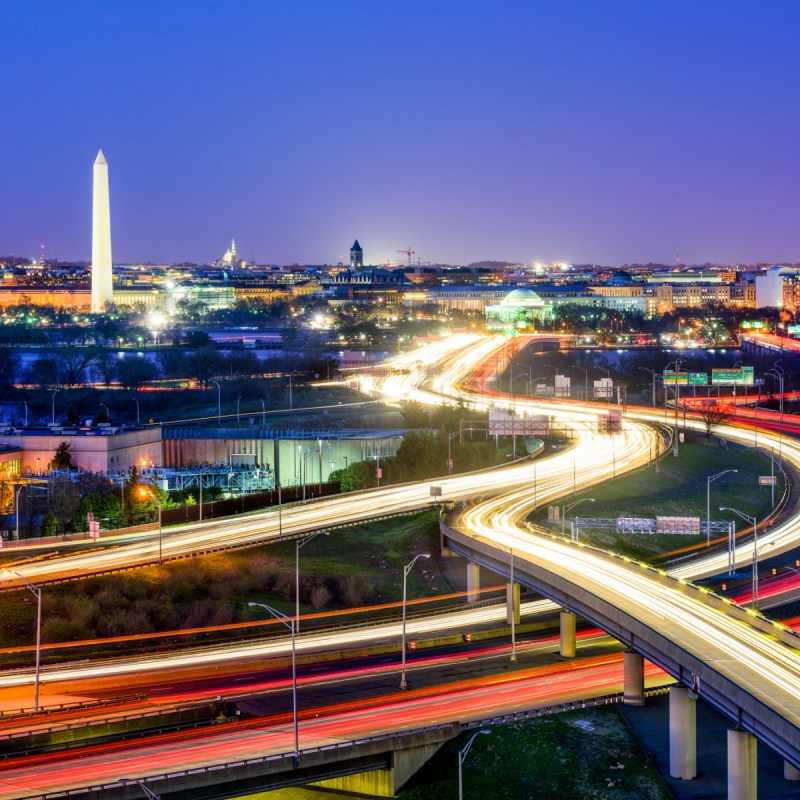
top-left (91, 149), bottom-right (113, 312)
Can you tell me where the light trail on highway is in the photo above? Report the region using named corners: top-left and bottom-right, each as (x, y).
top-left (0, 653), bottom-right (668, 800)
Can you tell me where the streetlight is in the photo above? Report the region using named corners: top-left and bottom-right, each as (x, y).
top-left (1, 569), bottom-right (42, 711)
top-left (236, 396), bottom-right (241, 423)
top-left (664, 358), bottom-right (682, 455)
top-left (248, 602), bottom-right (298, 765)
top-left (296, 530), bottom-right (329, 632)
top-left (212, 379), bottom-right (221, 422)
top-left (118, 777), bottom-right (160, 800)
top-left (400, 553), bottom-right (430, 689)
top-left (447, 430), bottom-right (461, 475)
top-left (707, 470), bottom-right (737, 545)
top-left (15, 483), bottom-right (47, 541)
top-left (260, 398), bottom-right (266, 427)
top-left (575, 365), bottom-right (589, 401)
top-left (49, 388), bottom-right (59, 425)
top-left (720, 506), bottom-right (758, 608)
top-left (561, 498), bottom-right (595, 540)
top-left (458, 729), bottom-right (491, 800)
top-left (496, 543), bottom-right (517, 662)
top-left (138, 486), bottom-right (163, 564)
top-left (132, 397), bottom-right (140, 424)
top-left (639, 367), bottom-right (657, 408)
top-left (100, 403), bottom-right (111, 424)
top-left (22, 400), bottom-right (28, 427)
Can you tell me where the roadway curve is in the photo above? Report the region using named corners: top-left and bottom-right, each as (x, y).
top-left (1, 335), bottom-right (660, 589)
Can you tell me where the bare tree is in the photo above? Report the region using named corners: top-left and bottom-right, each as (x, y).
top-left (696, 401), bottom-right (733, 437)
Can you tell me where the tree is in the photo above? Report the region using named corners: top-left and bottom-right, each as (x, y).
top-left (41, 512), bottom-right (58, 537)
top-left (117, 356), bottom-right (159, 391)
top-left (696, 401), bottom-right (733, 438)
top-left (48, 476), bottom-right (81, 531)
top-left (55, 349), bottom-right (97, 387)
top-left (184, 347), bottom-right (225, 387)
top-left (93, 348), bottom-right (118, 388)
top-left (52, 442), bottom-right (73, 470)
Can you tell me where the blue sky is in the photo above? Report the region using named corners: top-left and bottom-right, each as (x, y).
top-left (2, 0), bottom-right (799, 266)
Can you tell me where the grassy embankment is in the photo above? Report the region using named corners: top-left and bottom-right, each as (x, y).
top-left (399, 707), bottom-right (670, 800)
top-left (0, 512), bottom-right (447, 650)
top-left (530, 435), bottom-right (785, 561)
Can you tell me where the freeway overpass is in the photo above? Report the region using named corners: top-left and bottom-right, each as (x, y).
top-left (4, 333), bottom-right (800, 797)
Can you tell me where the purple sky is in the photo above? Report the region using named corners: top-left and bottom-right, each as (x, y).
top-left (2, 0), bottom-right (799, 267)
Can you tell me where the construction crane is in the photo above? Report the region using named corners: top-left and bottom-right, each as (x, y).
top-left (397, 246), bottom-right (415, 266)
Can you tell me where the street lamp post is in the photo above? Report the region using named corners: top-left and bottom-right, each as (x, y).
top-left (22, 400), bottom-right (28, 426)
top-left (296, 530), bottom-right (329, 632)
top-left (706, 470), bottom-right (738, 545)
top-left (212, 380), bottom-right (221, 422)
top-left (458, 729), bottom-right (491, 800)
top-left (236, 396), bottom-right (241, 423)
top-left (400, 553), bottom-right (430, 689)
top-left (1, 569), bottom-right (42, 711)
top-left (15, 484), bottom-right (47, 541)
top-left (100, 403), bottom-right (111, 424)
top-left (139, 487), bottom-right (163, 564)
top-left (248, 602), bottom-right (298, 765)
top-left (447, 430), bottom-right (460, 475)
top-left (720, 506), bottom-right (758, 608)
top-left (562, 498), bottom-right (595, 540)
top-left (132, 397), bottom-right (140, 424)
top-left (49, 388), bottom-right (59, 425)
top-left (497, 543), bottom-right (518, 662)
top-left (639, 367), bottom-right (657, 408)
top-left (665, 359), bottom-right (682, 455)
top-left (575, 365), bottom-right (589, 402)
top-left (260, 398), bottom-right (266, 427)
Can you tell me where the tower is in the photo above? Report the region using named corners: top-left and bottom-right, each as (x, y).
top-left (91, 150), bottom-right (113, 312)
top-left (350, 239), bottom-right (363, 268)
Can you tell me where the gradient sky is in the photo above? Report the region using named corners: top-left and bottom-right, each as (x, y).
top-left (2, 0), bottom-right (799, 267)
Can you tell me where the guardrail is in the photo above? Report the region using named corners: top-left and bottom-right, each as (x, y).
top-left (0, 694), bottom-right (146, 721)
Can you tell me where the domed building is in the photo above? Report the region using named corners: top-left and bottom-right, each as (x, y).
top-left (485, 287), bottom-right (553, 331)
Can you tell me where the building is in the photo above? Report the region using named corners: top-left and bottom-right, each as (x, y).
top-left (0, 426), bottom-right (162, 474)
top-left (423, 285), bottom-right (508, 314)
top-left (755, 266), bottom-right (799, 309)
top-left (350, 240), bottom-right (363, 268)
top-left (91, 150), bottom-right (113, 312)
top-left (485, 288), bottom-right (553, 331)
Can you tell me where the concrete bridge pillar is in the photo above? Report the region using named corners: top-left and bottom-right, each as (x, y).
top-left (506, 581), bottom-right (520, 626)
top-left (466, 562), bottom-right (480, 603)
top-left (623, 650), bottom-right (644, 706)
top-left (559, 610), bottom-right (576, 658)
top-left (728, 728), bottom-right (757, 800)
top-left (784, 761), bottom-right (800, 781)
top-left (669, 686), bottom-right (696, 780)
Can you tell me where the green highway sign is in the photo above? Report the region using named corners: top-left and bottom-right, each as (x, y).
top-left (688, 373), bottom-right (708, 385)
top-left (712, 366), bottom-right (755, 386)
top-left (663, 370), bottom-right (688, 384)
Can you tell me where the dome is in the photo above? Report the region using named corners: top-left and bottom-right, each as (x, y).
top-left (501, 287), bottom-right (543, 306)
top-left (607, 270), bottom-right (633, 286)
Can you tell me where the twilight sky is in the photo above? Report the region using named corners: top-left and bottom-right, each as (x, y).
top-left (2, 0), bottom-right (799, 267)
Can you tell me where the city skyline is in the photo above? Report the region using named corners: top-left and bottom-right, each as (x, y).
top-left (2, 1), bottom-right (800, 267)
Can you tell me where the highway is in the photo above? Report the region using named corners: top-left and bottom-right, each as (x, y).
top-left (0, 335), bottom-right (660, 591)
top-left (3, 333), bottom-right (800, 793)
top-left (0, 648), bottom-right (669, 800)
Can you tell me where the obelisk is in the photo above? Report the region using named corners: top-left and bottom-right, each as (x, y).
top-left (91, 149), bottom-right (113, 312)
